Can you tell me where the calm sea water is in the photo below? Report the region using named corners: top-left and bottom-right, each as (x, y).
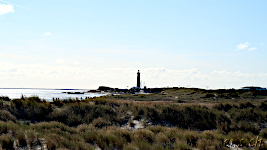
top-left (0, 88), bottom-right (105, 101)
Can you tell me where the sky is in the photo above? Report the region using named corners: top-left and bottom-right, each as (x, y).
top-left (0, 0), bottom-right (267, 89)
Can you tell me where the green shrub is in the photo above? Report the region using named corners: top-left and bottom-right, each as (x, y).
top-left (259, 102), bottom-right (267, 111)
top-left (163, 128), bottom-right (182, 143)
top-left (16, 131), bottom-right (27, 147)
top-left (0, 121), bottom-right (19, 134)
top-left (52, 99), bottom-right (64, 107)
top-left (147, 125), bottom-right (167, 134)
top-left (185, 134), bottom-right (198, 147)
top-left (92, 117), bottom-right (111, 128)
top-left (260, 129), bottom-right (267, 138)
top-left (49, 104), bottom-right (117, 126)
top-left (236, 121), bottom-right (259, 135)
top-left (0, 133), bottom-right (14, 149)
top-left (94, 129), bottom-right (126, 149)
top-left (44, 133), bottom-right (70, 149)
top-left (133, 106), bottom-right (147, 120)
top-left (238, 101), bottom-right (255, 109)
top-left (43, 132), bottom-right (88, 149)
top-left (155, 132), bottom-right (169, 143)
top-left (197, 138), bottom-right (224, 150)
top-left (0, 110), bottom-right (17, 122)
top-left (25, 131), bottom-right (38, 148)
top-left (9, 98), bottom-right (52, 122)
top-left (217, 121), bottom-right (231, 133)
top-left (130, 141), bottom-right (153, 150)
top-left (153, 105), bottom-right (222, 130)
top-left (173, 140), bottom-right (191, 150)
top-left (214, 103), bottom-right (236, 112)
top-left (31, 121), bottom-right (76, 134)
top-left (229, 108), bottom-right (267, 124)
top-left (105, 126), bottom-right (132, 143)
top-left (82, 130), bottom-right (97, 144)
top-left (201, 130), bottom-right (225, 141)
top-left (0, 96), bottom-right (10, 101)
top-left (227, 131), bottom-right (255, 144)
top-left (77, 124), bottom-right (96, 133)
top-left (123, 141), bottom-right (152, 150)
top-left (133, 129), bottom-right (155, 144)
top-left (123, 143), bottom-right (139, 150)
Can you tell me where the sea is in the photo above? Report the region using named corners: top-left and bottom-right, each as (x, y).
top-left (0, 88), bottom-right (106, 101)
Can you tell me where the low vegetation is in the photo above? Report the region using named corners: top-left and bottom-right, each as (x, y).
top-left (0, 88), bottom-right (266, 149)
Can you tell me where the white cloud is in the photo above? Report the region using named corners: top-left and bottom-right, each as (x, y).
top-left (0, 0), bottom-right (28, 9)
top-left (236, 42), bottom-right (258, 51)
top-left (73, 61), bottom-right (82, 65)
top-left (249, 47), bottom-right (257, 51)
top-left (44, 32), bottom-right (51, 36)
top-left (0, 61), bottom-right (267, 89)
top-left (260, 43), bottom-right (264, 46)
top-left (0, 4), bottom-right (14, 16)
top-left (55, 59), bottom-right (65, 64)
top-left (237, 42), bottom-right (249, 50)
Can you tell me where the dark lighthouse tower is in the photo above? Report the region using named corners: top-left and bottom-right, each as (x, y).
top-left (137, 70), bottom-right (141, 88)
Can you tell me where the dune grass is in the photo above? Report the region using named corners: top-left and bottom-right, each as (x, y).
top-left (0, 89), bottom-right (266, 149)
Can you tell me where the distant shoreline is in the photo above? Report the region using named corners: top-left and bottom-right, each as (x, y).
top-left (0, 88), bottom-right (91, 91)
top-left (0, 88), bottom-right (105, 101)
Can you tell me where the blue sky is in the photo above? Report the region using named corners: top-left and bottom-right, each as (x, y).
top-left (0, 0), bottom-right (267, 89)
